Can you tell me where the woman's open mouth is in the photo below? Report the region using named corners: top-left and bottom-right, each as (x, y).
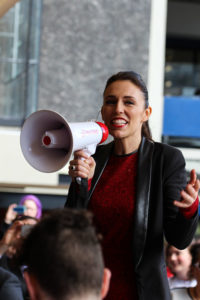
top-left (111, 118), bottom-right (128, 128)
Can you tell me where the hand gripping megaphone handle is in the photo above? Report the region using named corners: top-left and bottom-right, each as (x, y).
top-left (76, 144), bottom-right (97, 185)
top-left (75, 122), bottom-right (108, 185)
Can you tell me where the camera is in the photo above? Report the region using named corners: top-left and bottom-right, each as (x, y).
top-left (13, 205), bottom-right (26, 214)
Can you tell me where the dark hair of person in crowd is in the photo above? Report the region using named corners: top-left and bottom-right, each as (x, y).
top-left (20, 208), bottom-right (109, 300)
top-left (103, 71), bottom-right (152, 141)
top-left (190, 243), bottom-right (200, 266)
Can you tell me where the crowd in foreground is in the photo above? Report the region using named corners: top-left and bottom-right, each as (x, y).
top-left (0, 194), bottom-right (200, 300)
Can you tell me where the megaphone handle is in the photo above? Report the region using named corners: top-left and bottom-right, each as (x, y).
top-left (76, 156), bottom-right (89, 185)
top-left (75, 144), bottom-right (97, 185)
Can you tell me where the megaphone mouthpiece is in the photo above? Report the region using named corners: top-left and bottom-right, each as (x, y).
top-left (42, 127), bottom-right (70, 149)
top-left (42, 135), bottom-right (51, 146)
top-left (95, 122), bottom-right (109, 144)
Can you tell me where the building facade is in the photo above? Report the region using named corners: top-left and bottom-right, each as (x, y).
top-left (0, 0), bottom-right (199, 209)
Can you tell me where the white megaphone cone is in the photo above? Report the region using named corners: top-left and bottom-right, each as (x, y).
top-left (20, 110), bottom-right (109, 174)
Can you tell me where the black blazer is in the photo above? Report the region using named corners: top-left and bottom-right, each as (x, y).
top-left (65, 137), bottom-right (199, 300)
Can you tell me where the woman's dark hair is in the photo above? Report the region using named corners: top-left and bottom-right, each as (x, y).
top-left (103, 71), bottom-right (152, 140)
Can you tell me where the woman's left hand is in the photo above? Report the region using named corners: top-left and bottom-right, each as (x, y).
top-left (174, 169), bottom-right (200, 209)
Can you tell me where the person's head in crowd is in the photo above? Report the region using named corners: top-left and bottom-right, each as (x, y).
top-left (19, 194), bottom-right (42, 219)
top-left (21, 208), bottom-right (111, 300)
top-left (166, 244), bottom-right (192, 280)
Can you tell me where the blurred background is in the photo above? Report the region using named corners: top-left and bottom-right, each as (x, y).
top-left (0, 0), bottom-right (199, 216)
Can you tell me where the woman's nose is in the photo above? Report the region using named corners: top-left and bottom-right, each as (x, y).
top-left (170, 253), bottom-right (177, 261)
top-left (115, 101), bottom-right (124, 113)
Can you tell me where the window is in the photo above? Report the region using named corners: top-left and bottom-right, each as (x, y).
top-left (0, 0), bottom-right (42, 126)
top-left (164, 37), bottom-right (200, 97)
top-left (163, 37), bottom-right (200, 148)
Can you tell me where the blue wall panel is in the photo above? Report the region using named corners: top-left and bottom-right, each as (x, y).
top-left (163, 96), bottom-right (200, 138)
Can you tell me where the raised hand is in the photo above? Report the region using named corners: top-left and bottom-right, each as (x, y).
top-left (4, 203), bottom-right (18, 224)
top-left (174, 169), bottom-right (200, 209)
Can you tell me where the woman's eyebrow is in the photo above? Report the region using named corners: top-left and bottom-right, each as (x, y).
top-left (105, 95), bottom-right (136, 99)
top-left (104, 95), bottom-right (117, 99)
top-left (123, 96), bottom-right (136, 101)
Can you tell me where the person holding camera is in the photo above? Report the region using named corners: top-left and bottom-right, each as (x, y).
top-left (0, 216), bottom-right (37, 300)
top-left (0, 194), bottom-right (42, 240)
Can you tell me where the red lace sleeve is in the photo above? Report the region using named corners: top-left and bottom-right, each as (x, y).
top-left (180, 196), bottom-right (199, 219)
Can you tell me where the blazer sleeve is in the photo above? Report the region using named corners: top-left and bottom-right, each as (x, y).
top-left (163, 147), bottom-right (199, 249)
top-left (65, 178), bottom-right (88, 209)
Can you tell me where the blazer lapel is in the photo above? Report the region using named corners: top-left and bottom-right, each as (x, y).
top-left (87, 142), bottom-right (114, 205)
top-left (133, 137), bottom-right (154, 270)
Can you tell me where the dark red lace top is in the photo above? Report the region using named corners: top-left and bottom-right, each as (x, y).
top-left (88, 152), bottom-right (138, 300)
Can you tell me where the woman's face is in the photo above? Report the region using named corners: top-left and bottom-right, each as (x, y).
top-left (167, 246), bottom-right (192, 279)
top-left (23, 199), bottom-right (38, 218)
top-left (101, 80), bottom-right (151, 142)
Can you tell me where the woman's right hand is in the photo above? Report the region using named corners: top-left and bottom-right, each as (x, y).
top-left (68, 150), bottom-right (96, 181)
top-left (174, 169), bottom-right (200, 209)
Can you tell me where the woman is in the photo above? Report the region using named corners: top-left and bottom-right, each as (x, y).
top-left (166, 243), bottom-right (200, 300)
top-left (1, 194), bottom-right (42, 239)
top-left (4, 194), bottom-right (42, 225)
top-left (65, 71), bottom-right (200, 300)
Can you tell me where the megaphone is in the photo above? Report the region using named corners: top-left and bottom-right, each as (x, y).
top-left (20, 110), bottom-right (109, 174)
